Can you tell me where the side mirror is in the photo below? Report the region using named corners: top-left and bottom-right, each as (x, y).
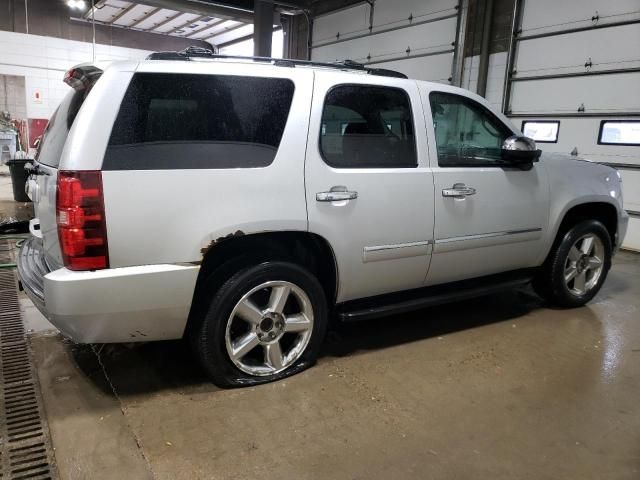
top-left (501, 135), bottom-right (541, 169)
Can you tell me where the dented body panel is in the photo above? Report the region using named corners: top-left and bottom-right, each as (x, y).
top-left (42, 263), bottom-right (199, 343)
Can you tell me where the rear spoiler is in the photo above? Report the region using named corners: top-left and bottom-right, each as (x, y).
top-left (63, 63), bottom-right (103, 91)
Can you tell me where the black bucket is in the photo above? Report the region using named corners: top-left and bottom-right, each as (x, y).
top-left (6, 159), bottom-right (31, 203)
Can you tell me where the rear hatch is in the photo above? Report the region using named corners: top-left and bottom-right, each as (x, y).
top-left (30, 65), bottom-right (102, 269)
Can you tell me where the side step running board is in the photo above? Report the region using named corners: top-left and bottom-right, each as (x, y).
top-left (337, 271), bottom-right (534, 322)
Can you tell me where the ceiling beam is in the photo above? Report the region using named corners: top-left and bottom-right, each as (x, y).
top-left (166, 14), bottom-right (207, 34)
top-left (207, 21), bottom-right (249, 42)
top-left (129, 6), bottom-right (162, 28)
top-left (140, 0), bottom-right (253, 23)
top-left (186, 18), bottom-right (229, 37)
top-left (108, 3), bottom-right (138, 24)
top-left (83, 0), bottom-right (107, 20)
top-left (150, 11), bottom-right (185, 30)
top-left (215, 25), bottom-right (281, 49)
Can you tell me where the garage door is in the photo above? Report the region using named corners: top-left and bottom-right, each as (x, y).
top-left (310, 0), bottom-right (462, 84)
top-left (503, 0), bottom-right (640, 250)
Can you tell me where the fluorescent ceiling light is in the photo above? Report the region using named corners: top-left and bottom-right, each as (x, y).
top-left (67, 0), bottom-right (87, 10)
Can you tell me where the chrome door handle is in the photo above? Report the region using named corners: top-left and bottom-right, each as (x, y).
top-left (442, 183), bottom-right (476, 198)
top-left (316, 186), bottom-right (358, 202)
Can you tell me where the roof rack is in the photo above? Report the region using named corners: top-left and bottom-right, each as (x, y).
top-left (146, 46), bottom-right (408, 79)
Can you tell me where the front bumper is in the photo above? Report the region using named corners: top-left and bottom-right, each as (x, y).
top-left (17, 236), bottom-right (199, 343)
top-left (616, 209), bottom-right (629, 252)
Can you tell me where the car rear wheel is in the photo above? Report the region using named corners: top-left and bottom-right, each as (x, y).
top-left (192, 261), bottom-right (328, 387)
top-left (534, 220), bottom-right (612, 308)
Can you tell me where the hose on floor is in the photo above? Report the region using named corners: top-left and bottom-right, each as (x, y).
top-left (0, 234), bottom-right (29, 269)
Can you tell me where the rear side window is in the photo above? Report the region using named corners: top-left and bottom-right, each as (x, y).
top-left (320, 85), bottom-right (417, 168)
top-left (36, 88), bottom-right (88, 168)
top-left (104, 73), bottom-right (295, 170)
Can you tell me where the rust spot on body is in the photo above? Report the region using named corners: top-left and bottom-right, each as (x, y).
top-left (200, 230), bottom-right (245, 255)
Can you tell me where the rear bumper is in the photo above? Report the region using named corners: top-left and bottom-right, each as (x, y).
top-left (17, 236), bottom-right (199, 343)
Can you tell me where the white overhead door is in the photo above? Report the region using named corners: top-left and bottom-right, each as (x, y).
top-left (311, 0), bottom-right (461, 84)
top-left (504, 0), bottom-right (640, 251)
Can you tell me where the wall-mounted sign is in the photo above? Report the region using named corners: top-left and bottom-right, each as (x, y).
top-left (32, 89), bottom-right (42, 104)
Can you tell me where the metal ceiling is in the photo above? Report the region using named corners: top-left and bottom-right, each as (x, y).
top-left (83, 0), bottom-right (256, 48)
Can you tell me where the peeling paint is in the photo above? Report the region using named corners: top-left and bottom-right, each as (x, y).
top-left (200, 230), bottom-right (245, 255)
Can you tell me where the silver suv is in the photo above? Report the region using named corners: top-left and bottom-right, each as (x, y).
top-left (18, 49), bottom-right (628, 387)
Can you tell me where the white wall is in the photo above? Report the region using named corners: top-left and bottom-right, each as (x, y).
top-left (0, 30), bottom-right (152, 120)
top-left (462, 52), bottom-right (507, 110)
top-left (0, 75), bottom-right (26, 119)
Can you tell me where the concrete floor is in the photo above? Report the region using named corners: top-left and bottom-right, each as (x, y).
top-left (20, 251), bottom-right (639, 479)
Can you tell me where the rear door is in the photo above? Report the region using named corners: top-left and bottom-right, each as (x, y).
top-left (305, 72), bottom-right (434, 302)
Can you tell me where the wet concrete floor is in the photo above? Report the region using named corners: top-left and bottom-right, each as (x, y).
top-left (1, 165), bottom-right (34, 228)
top-left (29, 251), bottom-right (640, 479)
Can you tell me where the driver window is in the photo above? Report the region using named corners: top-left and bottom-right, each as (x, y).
top-left (429, 91), bottom-right (512, 167)
top-left (320, 85), bottom-right (417, 168)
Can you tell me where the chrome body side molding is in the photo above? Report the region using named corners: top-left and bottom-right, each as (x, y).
top-left (363, 240), bottom-right (434, 263)
top-left (434, 228), bottom-right (543, 253)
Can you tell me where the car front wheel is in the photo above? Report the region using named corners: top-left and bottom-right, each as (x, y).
top-left (534, 219), bottom-right (612, 308)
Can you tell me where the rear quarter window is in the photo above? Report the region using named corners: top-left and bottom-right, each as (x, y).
top-left (104, 73), bottom-right (295, 170)
top-left (36, 88), bottom-right (87, 168)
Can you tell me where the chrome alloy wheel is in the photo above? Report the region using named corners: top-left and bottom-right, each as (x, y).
top-left (225, 281), bottom-right (314, 376)
top-left (564, 234), bottom-right (605, 296)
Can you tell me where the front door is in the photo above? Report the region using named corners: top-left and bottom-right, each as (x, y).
top-left (305, 72), bottom-right (434, 302)
top-left (421, 88), bottom-right (549, 286)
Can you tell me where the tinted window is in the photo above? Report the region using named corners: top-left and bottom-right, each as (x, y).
top-left (320, 85), bottom-right (416, 168)
top-left (105, 73), bottom-right (295, 170)
top-left (36, 88), bottom-right (88, 168)
top-left (429, 92), bottom-right (512, 167)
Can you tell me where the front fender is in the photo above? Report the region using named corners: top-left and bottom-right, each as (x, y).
top-left (537, 154), bottom-right (624, 263)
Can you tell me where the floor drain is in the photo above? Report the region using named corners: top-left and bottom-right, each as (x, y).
top-left (0, 250), bottom-right (58, 479)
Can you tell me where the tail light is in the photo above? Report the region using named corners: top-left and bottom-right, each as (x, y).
top-left (56, 171), bottom-right (109, 270)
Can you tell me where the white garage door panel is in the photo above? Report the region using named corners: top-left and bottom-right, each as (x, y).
top-left (620, 170), bottom-right (640, 212)
top-left (516, 24), bottom-right (640, 75)
top-left (625, 216), bottom-right (640, 252)
top-left (372, 0), bottom-right (457, 28)
top-left (510, 0), bottom-right (640, 253)
top-left (312, 17), bottom-right (456, 63)
top-left (312, 4), bottom-right (370, 45)
top-left (510, 74), bottom-right (640, 114)
top-left (518, 117), bottom-right (638, 160)
top-left (372, 53), bottom-right (454, 83)
top-left (520, 0), bottom-right (640, 32)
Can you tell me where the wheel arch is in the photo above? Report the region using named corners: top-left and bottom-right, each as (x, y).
top-left (544, 200), bottom-right (618, 263)
top-left (186, 231), bottom-right (339, 333)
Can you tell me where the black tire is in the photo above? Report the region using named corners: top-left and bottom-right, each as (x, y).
top-left (533, 219), bottom-right (612, 308)
top-left (191, 261), bottom-right (328, 388)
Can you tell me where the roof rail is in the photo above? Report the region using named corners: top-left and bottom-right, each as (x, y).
top-left (146, 46), bottom-right (408, 79)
